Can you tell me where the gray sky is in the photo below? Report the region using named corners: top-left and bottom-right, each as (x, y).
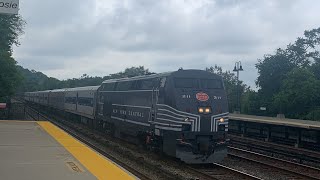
top-left (13, 0), bottom-right (320, 89)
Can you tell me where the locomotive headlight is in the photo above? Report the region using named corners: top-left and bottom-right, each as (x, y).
top-left (198, 107), bottom-right (211, 114)
top-left (219, 118), bottom-right (224, 123)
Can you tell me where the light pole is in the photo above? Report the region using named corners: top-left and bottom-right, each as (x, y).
top-left (233, 61), bottom-right (243, 113)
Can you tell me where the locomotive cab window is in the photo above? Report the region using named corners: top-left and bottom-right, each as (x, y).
top-left (200, 79), bottom-right (223, 89)
top-left (174, 78), bottom-right (199, 88)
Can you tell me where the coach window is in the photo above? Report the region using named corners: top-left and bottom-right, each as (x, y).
top-left (78, 97), bottom-right (93, 107)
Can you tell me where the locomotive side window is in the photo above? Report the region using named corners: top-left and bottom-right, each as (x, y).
top-left (137, 79), bottom-right (154, 90)
top-left (200, 79), bottom-right (223, 89)
top-left (174, 78), bottom-right (199, 88)
top-left (103, 83), bottom-right (116, 91)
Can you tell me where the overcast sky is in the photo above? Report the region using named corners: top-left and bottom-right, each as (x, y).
top-left (13, 0), bottom-right (320, 88)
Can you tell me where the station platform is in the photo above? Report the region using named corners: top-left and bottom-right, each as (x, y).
top-left (0, 120), bottom-right (137, 180)
top-left (229, 113), bottom-right (320, 130)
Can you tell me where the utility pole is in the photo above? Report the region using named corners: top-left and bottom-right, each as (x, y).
top-left (233, 61), bottom-right (243, 114)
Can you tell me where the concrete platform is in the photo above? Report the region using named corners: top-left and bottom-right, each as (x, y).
top-left (0, 120), bottom-right (137, 180)
top-left (229, 113), bottom-right (320, 130)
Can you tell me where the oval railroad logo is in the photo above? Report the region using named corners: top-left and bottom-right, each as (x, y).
top-left (196, 92), bottom-right (209, 101)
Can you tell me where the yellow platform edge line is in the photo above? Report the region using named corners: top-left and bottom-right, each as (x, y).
top-left (0, 120), bottom-right (38, 123)
top-left (37, 121), bottom-right (136, 180)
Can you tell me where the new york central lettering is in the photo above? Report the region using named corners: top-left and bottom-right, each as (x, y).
top-left (128, 110), bottom-right (144, 118)
top-left (112, 108), bottom-right (144, 118)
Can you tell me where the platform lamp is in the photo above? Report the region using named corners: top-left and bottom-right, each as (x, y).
top-left (233, 61), bottom-right (244, 113)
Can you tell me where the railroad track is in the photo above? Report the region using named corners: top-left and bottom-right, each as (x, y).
top-left (229, 146), bottom-right (320, 180)
top-left (27, 103), bottom-right (319, 180)
top-left (188, 163), bottom-right (262, 180)
top-left (229, 134), bottom-right (320, 168)
top-left (25, 105), bottom-right (269, 180)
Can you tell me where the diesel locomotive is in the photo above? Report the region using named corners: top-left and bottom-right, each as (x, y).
top-left (24, 69), bottom-right (229, 164)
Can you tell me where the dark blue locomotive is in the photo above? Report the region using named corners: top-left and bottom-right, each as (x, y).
top-left (25, 69), bottom-right (229, 164)
top-left (97, 69), bottom-right (229, 163)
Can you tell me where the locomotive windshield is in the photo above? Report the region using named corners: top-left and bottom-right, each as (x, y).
top-left (174, 78), bottom-right (222, 89)
top-left (200, 79), bottom-right (223, 89)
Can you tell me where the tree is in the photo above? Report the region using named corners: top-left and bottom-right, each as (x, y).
top-left (108, 66), bottom-right (153, 79)
top-left (256, 27), bottom-right (320, 100)
top-left (273, 68), bottom-right (320, 119)
top-left (16, 66), bottom-right (155, 92)
top-left (255, 27), bottom-right (320, 118)
top-left (256, 48), bottom-right (295, 98)
top-left (0, 14), bottom-right (25, 54)
top-left (0, 52), bottom-right (21, 101)
top-left (241, 88), bottom-right (262, 115)
top-left (0, 14), bottom-right (25, 101)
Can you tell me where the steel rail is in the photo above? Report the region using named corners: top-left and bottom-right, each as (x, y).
top-left (229, 146), bottom-right (320, 180)
top-left (187, 163), bottom-right (263, 180)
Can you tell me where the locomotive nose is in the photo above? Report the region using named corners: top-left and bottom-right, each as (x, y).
top-left (196, 136), bottom-right (212, 154)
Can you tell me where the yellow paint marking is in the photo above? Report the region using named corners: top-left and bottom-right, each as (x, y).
top-left (0, 120), bottom-right (38, 123)
top-left (37, 121), bottom-right (136, 180)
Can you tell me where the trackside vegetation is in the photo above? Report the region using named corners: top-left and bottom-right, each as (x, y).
top-left (0, 14), bottom-right (25, 102)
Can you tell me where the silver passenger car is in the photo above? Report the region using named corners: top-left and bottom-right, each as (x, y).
top-left (64, 86), bottom-right (99, 119)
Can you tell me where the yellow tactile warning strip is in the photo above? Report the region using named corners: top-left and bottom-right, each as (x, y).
top-left (0, 120), bottom-right (37, 122)
top-left (37, 121), bottom-right (136, 180)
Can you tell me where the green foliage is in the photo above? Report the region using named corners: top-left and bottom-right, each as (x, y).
top-left (273, 68), bottom-right (320, 119)
top-left (255, 27), bottom-right (320, 120)
top-left (256, 27), bottom-right (320, 97)
top-left (0, 14), bottom-right (25, 101)
top-left (104, 66), bottom-right (153, 79)
top-left (306, 109), bottom-right (320, 121)
top-left (0, 52), bottom-right (22, 101)
top-left (241, 89), bottom-right (264, 115)
top-left (0, 14), bottom-right (26, 54)
top-left (16, 66), bottom-right (61, 92)
top-left (256, 48), bottom-right (294, 98)
top-left (17, 66), bottom-right (153, 92)
top-left (61, 74), bottom-right (103, 88)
